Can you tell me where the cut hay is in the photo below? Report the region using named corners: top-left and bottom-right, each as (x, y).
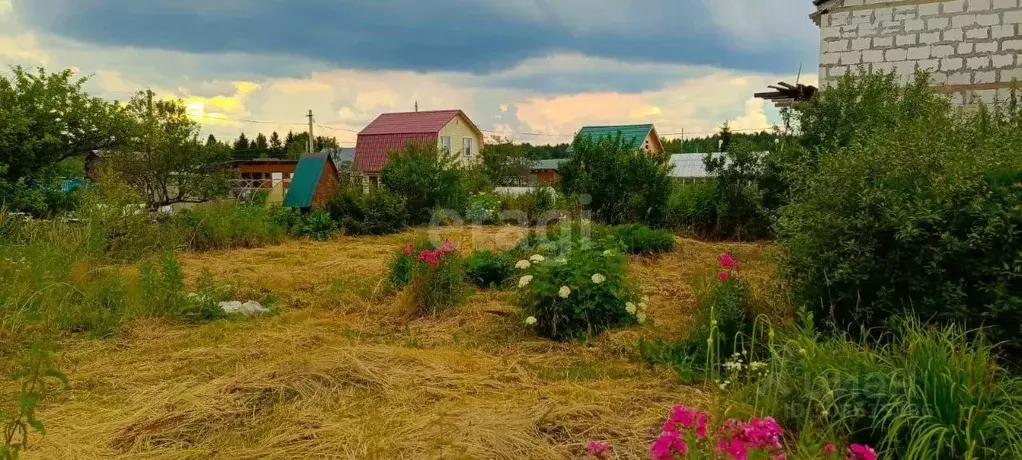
top-left (7, 228), bottom-right (779, 459)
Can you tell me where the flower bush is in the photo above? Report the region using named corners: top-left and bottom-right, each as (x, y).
top-left (388, 239), bottom-right (436, 289)
top-left (463, 249), bottom-right (514, 289)
top-left (403, 240), bottom-right (465, 316)
top-left (648, 405), bottom-right (875, 460)
top-left (516, 242), bottom-right (643, 340)
top-left (686, 253), bottom-right (751, 369)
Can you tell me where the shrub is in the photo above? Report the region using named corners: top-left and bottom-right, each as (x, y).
top-left (609, 224), bottom-right (675, 255)
top-left (666, 181), bottom-right (718, 237)
top-left (269, 207), bottom-right (336, 241)
top-left (515, 242), bottom-right (643, 340)
top-left (403, 241), bottom-right (465, 316)
top-left (559, 132), bottom-right (672, 227)
top-left (174, 203), bottom-right (286, 251)
top-left (327, 188), bottom-right (408, 235)
top-left (466, 192), bottom-right (500, 224)
top-left (686, 253), bottom-right (751, 369)
top-left (380, 143), bottom-right (470, 224)
top-left (464, 250), bottom-right (514, 289)
top-left (776, 71), bottom-right (1022, 362)
top-left (388, 239), bottom-right (436, 289)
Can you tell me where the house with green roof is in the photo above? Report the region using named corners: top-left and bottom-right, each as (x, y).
top-left (567, 124), bottom-right (664, 155)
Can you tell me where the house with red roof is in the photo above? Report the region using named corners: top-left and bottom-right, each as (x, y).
top-left (353, 109), bottom-right (484, 185)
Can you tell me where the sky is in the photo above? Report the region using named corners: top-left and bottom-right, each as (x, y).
top-left (0, 0), bottom-right (820, 147)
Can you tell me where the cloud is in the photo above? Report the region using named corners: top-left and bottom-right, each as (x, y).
top-left (14, 0), bottom-right (818, 80)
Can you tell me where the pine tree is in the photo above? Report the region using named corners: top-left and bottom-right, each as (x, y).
top-left (234, 133), bottom-right (250, 152)
top-left (206, 134), bottom-right (218, 147)
top-left (269, 131), bottom-right (282, 153)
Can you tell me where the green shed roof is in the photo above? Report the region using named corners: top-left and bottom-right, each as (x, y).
top-left (284, 154), bottom-right (329, 208)
top-left (567, 124), bottom-right (655, 152)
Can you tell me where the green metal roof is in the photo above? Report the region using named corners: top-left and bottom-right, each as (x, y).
top-left (567, 124), bottom-right (655, 152)
top-left (532, 158), bottom-right (569, 170)
top-left (283, 154), bottom-right (329, 208)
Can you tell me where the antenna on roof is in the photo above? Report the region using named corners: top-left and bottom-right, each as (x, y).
top-left (415, 100), bottom-right (418, 112)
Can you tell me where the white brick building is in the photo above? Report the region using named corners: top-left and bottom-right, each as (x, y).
top-left (813, 0), bottom-right (1022, 104)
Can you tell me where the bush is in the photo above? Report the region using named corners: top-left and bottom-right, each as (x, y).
top-left (174, 203), bottom-right (286, 251)
top-left (704, 137), bottom-right (772, 240)
top-left (515, 242), bottom-right (643, 340)
top-left (496, 188), bottom-right (578, 226)
top-left (403, 241), bottom-right (465, 316)
top-left (380, 143), bottom-right (470, 224)
top-left (326, 188), bottom-right (408, 235)
top-left (464, 250), bottom-right (514, 289)
top-left (269, 207), bottom-right (336, 241)
top-left (559, 132), bottom-right (672, 227)
top-left (388, 239), bottom-right (436, 289)
top-left (776, 71), bottom-right (1022, 362)
top-left (609, 224), bottom-right (675, 255)
top-left (466, 192), bottom-right (499, 224)
top-left (666, 181), bottom-right (717, 237)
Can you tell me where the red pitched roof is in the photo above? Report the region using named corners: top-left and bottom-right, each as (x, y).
top-left (359, 110), bottom-right (462, 135)
top-left (354, 110), bottom-right (470, 175)
top-left (354, 133), bottom-right (438, 174)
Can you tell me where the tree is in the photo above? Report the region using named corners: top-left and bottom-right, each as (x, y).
top-left (0, 66), bottom-right (128, 214)
top-left (107, 90), bottom-right (231, 209)
top-left (381, 143), bottom-right (468, 224)
top-left (233, 133), bottom-right (250, 152)
top-left (559, 132), bottom-right (671, 226)
top-left (481, 136), bottom-right (530, 186)
top-left (717, 122), bottom-right (732, 152)
top-left (253, 133), bottom-right (269, 157)
top-left (269, 131), bottom-right (283, 154)
top-left (206, 134), bottom-right (219, 147)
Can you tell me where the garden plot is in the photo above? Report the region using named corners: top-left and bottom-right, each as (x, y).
top-left (11, 227), bottom-right (774, 459)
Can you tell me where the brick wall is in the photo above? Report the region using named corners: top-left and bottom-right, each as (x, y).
top-left (816, 0), bottom-right (1022, 104)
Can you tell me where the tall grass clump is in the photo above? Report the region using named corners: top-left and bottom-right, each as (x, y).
top-left (174, 203), bottom-right (286, 251)
top-left (726, 313), bottom-right (1022, 459)
top-left (608, 224), bottom-right (675, 255)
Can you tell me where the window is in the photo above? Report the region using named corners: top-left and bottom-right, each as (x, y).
top-left (440, 136), bottom-right (451, 153)
top-left (462, 137), bottom-right (474, 158)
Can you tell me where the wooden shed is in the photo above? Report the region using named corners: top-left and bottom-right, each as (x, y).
top-left (283, 154), bottom-right (340, 209)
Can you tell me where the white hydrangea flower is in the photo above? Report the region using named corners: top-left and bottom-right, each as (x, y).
top-left (525, 316), bottom-right (538, 326)
top-left (530, 254), bottom-right (545, 263)
top-left (558, 286), bottom-right (571, 298)
top-left (555, 257), bottom-right (567, 264)
top-left (636, 312), bottom-right (647, 324)
top-left (591, 273), bottom-right (606, 284)
top-left (625, 302), bottom-right (637, 315)
top-left (515, 260), bottom-right (531, 269)
top-left (518, 275), bottom-right (534, 288)
top-left (639, 302), bottom-right (648, 311)
top-left (602, 249), bottom-right (614, 257)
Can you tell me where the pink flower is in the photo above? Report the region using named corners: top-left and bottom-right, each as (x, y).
top-left (718, 438), bottom-right (748, 460)
top-left (718, 271), bottom-right (730, 281)
top-left (439, 240), bottom-right (456, 254)
top-left (586, 440), bottom-right (611, 458)
top-left (823, 443), bottom-right (837, 458)
top-left (402, 243), bottom-right (414, 256)
top-left (846, 444), bottom-right (876, 460)
top-left (695, 414), bottom-right (709, 439)
top-left (720, 252), bottom-right (738, 269)
top-left (651, 431), bottom-right (681, 460)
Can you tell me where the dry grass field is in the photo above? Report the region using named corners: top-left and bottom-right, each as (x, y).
top-left (12, 227), bottom-right (777, 459)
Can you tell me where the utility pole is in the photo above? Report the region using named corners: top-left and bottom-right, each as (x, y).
top-left (306, 109), bottom-right (314, 154)
top-left (679, 128), bottom-right (684, 153)
top-left (414, 100), bottom-right (418, 112)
